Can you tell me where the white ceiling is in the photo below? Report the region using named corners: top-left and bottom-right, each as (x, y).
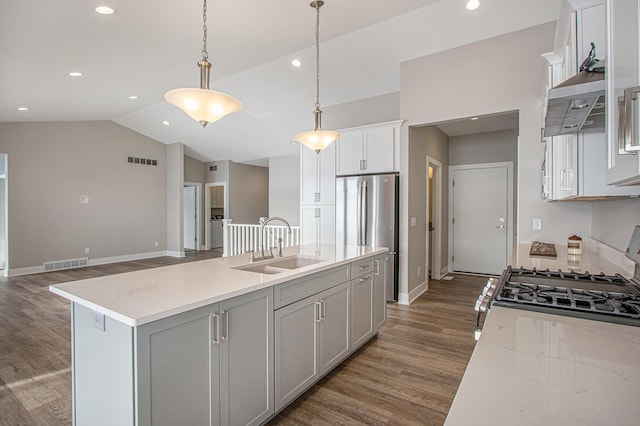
top-left (0, 0), bottom-right (561, 163)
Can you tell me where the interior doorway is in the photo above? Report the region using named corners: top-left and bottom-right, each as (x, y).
top-left (183, 183), bottom-right (202, 251)
top-left (0, 154), bottom-right (7, 271)
top-left (426, 157), bottom-right (443, 280)
top-left (449, 162), bottom-right (513, 275)
top-left (205, 182), bottom-right (227, 250)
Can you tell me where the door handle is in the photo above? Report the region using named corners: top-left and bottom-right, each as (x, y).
top-left (211, 313), bottom-right (220, 345)
top-left (495, 225), bottom-right (505, 230)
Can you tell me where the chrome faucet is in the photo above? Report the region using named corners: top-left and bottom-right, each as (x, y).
top-left (253, 217), bottom-right (292, 261)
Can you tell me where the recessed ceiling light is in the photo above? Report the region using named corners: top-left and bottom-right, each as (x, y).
top-left (129, 95), bottom-right (139, 100)
top-left (470, 117), bottom-right (479, 121)
top-left (17, 107), bottom-right (29, 111)
top-left (95, 6), bottom-right (115, 15)
top-left (466, 0), bottom-right (480, 11)
top-left (69, 71), bottom-right (83, 77)
top-left (162, 121), bottom-right (170, 126)
top-left (291, 59), bottom-right (302, 68)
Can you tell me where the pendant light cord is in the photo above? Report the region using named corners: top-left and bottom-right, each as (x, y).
top-left (314, 2), bottom-right (321, 110)
top-left (202, 0), bottom-right (209, 61)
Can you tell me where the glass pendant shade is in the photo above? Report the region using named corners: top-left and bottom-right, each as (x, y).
top-left (164, 88), bottom-right (242, 128)
top-left (164, 2), bottom-right (242, 128)
top-left (293, 107), bottom-right (338, 153)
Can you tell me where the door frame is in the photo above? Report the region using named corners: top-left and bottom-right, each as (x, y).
top-left (183, 182), bottom-right (202, 251)
top-left (205, 182), bottom-right (227, 250)
top-left (426, 157), bottom-right (443, 280)
top-left (447, 162), bottom-right (514, 274)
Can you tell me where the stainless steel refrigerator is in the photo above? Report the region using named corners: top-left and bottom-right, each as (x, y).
top-left (336, 173), bottom-right (399, 301)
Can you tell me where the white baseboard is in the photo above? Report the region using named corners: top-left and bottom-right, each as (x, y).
top-left (166, 250), bottom-right (185, 258)
top-left (5, 250), bottom-right (172, 277)
top-left (397, 280), bottom-right (428, 305)
top-left (441, 265), bottom-right (449, 277)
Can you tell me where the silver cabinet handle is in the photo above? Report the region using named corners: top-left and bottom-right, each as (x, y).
top-left (624, 86), bottom-right (640, 152)
top-left (321, 299), bottom-right (326, 321)
top-left (560, 168), bottom-right (573, 191)
top-left (359, 276), bottom-right (370, 282)
top-left (375, 259), bottom-right (380, 275)
top-left (211, 313), bottom-right (220, 345)
top-left (617, 96), bottom-right (632, 155)
top-left (358, 264), bottom-right (369, 270)
top-left (221, 310), bottom-right (229, 341)
top-left (315, 301), bottom-right (322, 323)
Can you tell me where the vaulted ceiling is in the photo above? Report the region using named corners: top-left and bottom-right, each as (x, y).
top-left (0, 0), bottom-right (561, 162)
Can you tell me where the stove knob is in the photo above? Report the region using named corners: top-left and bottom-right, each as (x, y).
top-left (474, 295), bottom-right (485, 311)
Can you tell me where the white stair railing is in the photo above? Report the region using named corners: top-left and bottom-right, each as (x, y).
top-left (222, 219), bottom-right (301, 257)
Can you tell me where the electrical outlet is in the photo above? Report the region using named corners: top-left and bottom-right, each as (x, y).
top-left (92, 311), bottom-right (105, 331)
top-left (154, 241), bottom-right (159, 247)
top-left (532, 218), bottom-right (542, 231)
top-left (80, 195), bottom-right (90, 204)
top-left (84, 247), bottom-right (90, 254)
top-left (417, 266), bottom-right (421, 276)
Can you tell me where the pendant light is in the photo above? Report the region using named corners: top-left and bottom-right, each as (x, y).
top-left (293, 1), bottom-right (339, 153)
top-left (164, 0), bottom-right (242, 128)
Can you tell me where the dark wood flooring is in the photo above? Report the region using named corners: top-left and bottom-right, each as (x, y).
top-left (0, 252), bottom-right (485, 426)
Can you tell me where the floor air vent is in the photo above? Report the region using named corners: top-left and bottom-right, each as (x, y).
top-left (43, 257), bottom-right (89, 272)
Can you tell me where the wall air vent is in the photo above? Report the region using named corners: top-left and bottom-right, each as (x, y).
top-left (128, 157), bottom-right (158, 166)
top-left (43, 257), bottom-right (89, 272)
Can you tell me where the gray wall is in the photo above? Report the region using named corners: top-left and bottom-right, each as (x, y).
top-left (408, 126), bottom-right (450, 290)
top-left (166, 143), bottom-right (184, 256)
top-left (204, 160), bottom-right (229, 183)
top-left (399, 22), bottom-right (592, 299)
top-left (184, 155), bottom-right (205, 184)
top-left (0, 121), bottom-right (167, 271)
top-left (323, 92), bottom-right (400, 131)
top-left (591, 199), bottom-right (640, 251)
top-left (228, 162), bottom-right (269, 224)
top-left (268, 155), bottom-right (300, 226)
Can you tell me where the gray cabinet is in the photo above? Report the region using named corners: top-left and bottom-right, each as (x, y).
top-left (373, 254), bottom-right (387, 330)
top-left (274, 266), bottom-right (351, 412)
top-left (138, 288), bottom-right (273, 426)
top-left (350, 257), bottom-right (375, 349)
top-left (75, 287), bottom-right (274, 426)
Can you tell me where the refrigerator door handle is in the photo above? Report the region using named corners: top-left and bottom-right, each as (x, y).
top-left (359, 179), bottom-right (368, 245)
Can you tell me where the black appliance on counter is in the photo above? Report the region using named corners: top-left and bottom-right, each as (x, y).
top-left (475, 226), bottom-right (640, 339)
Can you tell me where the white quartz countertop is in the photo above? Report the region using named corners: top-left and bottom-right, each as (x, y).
top-left (50, 244), bottom-right (387, 327)
top-left (445, 306), bottom-right (640, 426)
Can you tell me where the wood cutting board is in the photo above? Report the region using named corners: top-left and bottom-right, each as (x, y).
top-left (529, 241), bottom-right (557, 257)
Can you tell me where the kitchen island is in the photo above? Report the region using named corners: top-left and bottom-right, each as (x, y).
top-left (50, 244), bottom-right (388, 426)
top-left (444, 306), bottom-right (640, 425)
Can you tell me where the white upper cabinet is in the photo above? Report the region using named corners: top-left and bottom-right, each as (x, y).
top-left (335, 121), bottom-right (402, 176)
top-left (300, 143), bottom-right (335, 205)
top-left (606, 0), bottom-right (640, 185)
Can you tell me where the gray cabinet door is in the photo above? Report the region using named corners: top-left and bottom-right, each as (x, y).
top-left (274, 294), bottom-right (319, 411)
top-left (373, 254), bottom-right (387, 330)
top-left (219, 287), bottom-right (274, 426)
top-left (349, 274), bottom-right (374, 350)
top-left (318, 282), bottom-right (351, 375)
top-left (136, 304), bottom-right (214, 426)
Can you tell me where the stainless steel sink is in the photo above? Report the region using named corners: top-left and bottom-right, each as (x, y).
top-left (233, 255), bottom-right (326, 274)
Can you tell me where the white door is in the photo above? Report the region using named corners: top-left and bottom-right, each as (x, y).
top-left (451, 164), bottom-right (510, 275)
top-left (183, 186), bottom-right (196, 250)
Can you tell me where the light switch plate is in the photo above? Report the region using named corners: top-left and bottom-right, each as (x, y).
top-left (532, 218), bottom-right (542, 231)
top-left (410, 217), bottom-right (417, 227)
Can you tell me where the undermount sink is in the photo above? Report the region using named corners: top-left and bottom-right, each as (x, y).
top-left (233, 255), bottom-right (326, 275)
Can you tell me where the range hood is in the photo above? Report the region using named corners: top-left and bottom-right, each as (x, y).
top-left (543, 70), bottom-right (605, 137)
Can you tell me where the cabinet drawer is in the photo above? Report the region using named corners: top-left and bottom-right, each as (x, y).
top-left (274, 265), bottom-right (350, 310)
top-left (350, 257), bottom-right (374, 279)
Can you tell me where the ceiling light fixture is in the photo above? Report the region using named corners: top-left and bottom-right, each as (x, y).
top-left (69, 71), bottom-right (83, 77)
top-left (466, 0), bottom-right (480, 11)
top-left (129, 95), bottom-right (139, 100)
top-left (291, 59), bottom-right (302, 68)
top-left (17, 107), bottom-right (29, 111)
top-left (164, 0), bottom-right (242, 128)
top-left (95, 6), bottom-right (115, 15)
top-left (162, 121), bottom-right (170, 126)
top-left (293, 1), bottom-right (339, 153)
top-left (470, 116), bottom-right (479, 120)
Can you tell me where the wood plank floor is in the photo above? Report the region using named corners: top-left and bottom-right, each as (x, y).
top-left (0, 253), bottom-right (486, 426)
